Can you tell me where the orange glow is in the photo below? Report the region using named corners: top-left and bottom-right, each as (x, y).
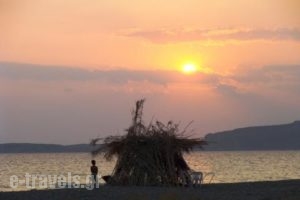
top-left (0, 0), bottom-right (299, 71)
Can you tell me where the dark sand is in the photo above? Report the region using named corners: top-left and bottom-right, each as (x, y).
top-left (1, 179), bottom-right (299, 200)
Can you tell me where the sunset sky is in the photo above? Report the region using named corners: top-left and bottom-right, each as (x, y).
top-left (1, 0), bottom-right (300, 144)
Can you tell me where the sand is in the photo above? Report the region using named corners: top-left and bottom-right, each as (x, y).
top-left (1, 179), bottom-right (300, 200)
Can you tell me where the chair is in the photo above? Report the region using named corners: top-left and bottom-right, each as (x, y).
top-left (189, 170), bottom-right (203, 187)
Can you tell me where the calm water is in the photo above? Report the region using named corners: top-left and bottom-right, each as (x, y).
top-left (0, 151), bottom-right (300, 191)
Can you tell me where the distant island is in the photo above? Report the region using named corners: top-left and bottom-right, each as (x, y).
top-left (204, 120), bottom-right (300, 151)
top-left (0, 143), bottom-right (94, 153)
top-left (1, 121), bottom-right (300, 153)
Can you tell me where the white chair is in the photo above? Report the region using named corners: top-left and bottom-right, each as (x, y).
top-left (189, 170), bottom-right (203, 187)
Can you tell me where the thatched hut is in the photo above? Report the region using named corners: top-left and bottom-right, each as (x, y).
top-left (91, 99), bottom-right (206, 186)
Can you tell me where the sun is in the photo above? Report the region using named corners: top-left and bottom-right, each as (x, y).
top-left (182, 63), bottom-right (197, 74)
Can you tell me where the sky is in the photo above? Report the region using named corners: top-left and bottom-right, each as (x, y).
top-left (0, 0), bottom-right (300, 144)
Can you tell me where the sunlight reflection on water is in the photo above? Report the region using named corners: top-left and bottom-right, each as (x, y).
top-left (185, 151), bottom-right (300, 183)
top-left (1, 151), bottom-right (300, 191)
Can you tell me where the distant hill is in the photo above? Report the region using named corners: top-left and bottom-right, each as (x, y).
top-left (0, 143), bottom-right (96, 153)
top-left (1, 121), bottom-right (300, 153)
top-left (204, 121), bottom-right (300, 151)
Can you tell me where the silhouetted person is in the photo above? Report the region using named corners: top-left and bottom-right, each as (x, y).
top-left (90, 160), bottom-right (98, 186)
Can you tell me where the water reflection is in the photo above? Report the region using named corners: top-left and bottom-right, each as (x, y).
top-left (1, 151), bottom-right (300, 191)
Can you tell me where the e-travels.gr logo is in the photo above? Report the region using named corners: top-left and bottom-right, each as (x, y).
top-left (9, 172), bottom-right (101, 190)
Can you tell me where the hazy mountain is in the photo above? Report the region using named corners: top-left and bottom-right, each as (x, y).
top-left (204, 121), bottom-right (300, 151)
top-left (0, 143), bottom-right (96, 153)
top-left (1, 121), bottom-right (300, 152)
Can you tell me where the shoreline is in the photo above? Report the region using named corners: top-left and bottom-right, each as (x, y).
top-left (1, 150), bottom-right (300, 154)
top-left (1, 179), bottom-right (300, 200)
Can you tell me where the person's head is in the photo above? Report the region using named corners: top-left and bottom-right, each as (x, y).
top-left (91, 160), bottom-right (96, 165)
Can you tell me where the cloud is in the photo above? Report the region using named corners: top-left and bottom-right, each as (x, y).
top-left (123, 27), bottom-right (300, 43)
top-left (1, 62), bottom-right (300, 144)
top-left (0, 62), bottom-right (217, 85)
top-left (222, 64), bottom-right (300, 98)
top-left (231, 64), bottom-right (300, 84)
top-left (1, 61), bottom-right (300, 97)
top-left (215, 83), bottom-right (239, 96)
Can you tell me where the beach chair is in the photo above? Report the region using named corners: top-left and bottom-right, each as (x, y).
top-left (189, 170), bottom-right (203, 187)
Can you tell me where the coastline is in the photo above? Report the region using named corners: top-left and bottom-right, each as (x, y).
top-left (1, 179), bottom-right (300, 200)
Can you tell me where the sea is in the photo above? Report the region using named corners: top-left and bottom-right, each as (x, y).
top-left (0, 151), bottom-right (300, 191)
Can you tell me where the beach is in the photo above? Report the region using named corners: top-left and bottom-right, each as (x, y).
top-left (1, 179), bottom-right (299, 200)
